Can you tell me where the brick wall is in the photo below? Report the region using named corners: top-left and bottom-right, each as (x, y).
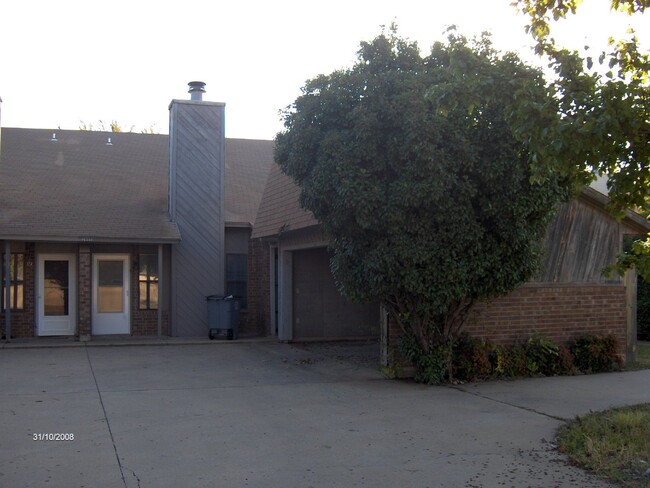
top-left (388, 283), bottom-right (629, 359)
top-left (78, 246), bottom-right (91, 336)
top-left (244, 237), bottom-right (271, 337)
top-left (1, 243), bottom-right (35, 338)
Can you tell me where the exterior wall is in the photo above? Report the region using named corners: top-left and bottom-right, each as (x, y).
top-left (246, 237), bottom-right (272, 337)
top-left (225, 226), bottom-right (252, 335)
top-left (535, 198), bottom-right (623, 284)
top-left (169, 99), bottom-right (225, 337)
top-left (2, 242), bottom-right (171, 339)
top-left (466, 284), bottom-right (627, 351)
top-left (386, 283), bottom-right (629, 363)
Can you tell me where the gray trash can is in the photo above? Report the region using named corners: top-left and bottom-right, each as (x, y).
top-left (206, 295), bottom-right (239, 340)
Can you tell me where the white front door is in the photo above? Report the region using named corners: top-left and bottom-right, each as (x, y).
top-left (92, 254), bottom-right (130, 335)
top-left (38, 254), bottom-right (76, 336)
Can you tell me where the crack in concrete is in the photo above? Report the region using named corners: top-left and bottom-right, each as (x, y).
top-left (448, 385), bottom-right (569, 422)
top-left (122, 466), bottom-right (142, 488)
top-left (85, 348), bottom-right (128, 487)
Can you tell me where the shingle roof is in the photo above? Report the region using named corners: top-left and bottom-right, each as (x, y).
top-left (225, 138), bottom-right (274, 225)
top-left (251, 161), bottom-right (318, 238)
top-left (0, 128), bottom-right (273, 243)
top-left (251, 163), bottom-right (650, 240)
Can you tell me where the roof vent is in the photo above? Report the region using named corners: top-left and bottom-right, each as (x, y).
top-left (106, 137), bottom-right (113, 146)
top-left (50, 132), bottom-right (58, 142)
top-left (188, 81), bottom-right (206, 101)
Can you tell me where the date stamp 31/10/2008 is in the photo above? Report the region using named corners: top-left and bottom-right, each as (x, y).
top-left (32, 433), bottom-right (75, 441)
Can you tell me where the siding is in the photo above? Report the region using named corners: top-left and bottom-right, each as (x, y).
top-left (169, 100), bottom-right (225, 336)
top-left (535, 198), bottom-right (622, 284)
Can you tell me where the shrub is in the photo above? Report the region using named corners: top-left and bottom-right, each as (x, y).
top-left (491, 343), bottom-right (529, 378)
top-left (399, 333), bottom-right (448, 385)
top-left (398, 331), bottom-right (620, 384)
top-left (452, 333), bottom-right (493, 381)
top-left (525, 334), bottom-right (561, 376)
top-left (557, 345), bottom-right (577, 375)
top-left (571, 335), bottom-right (622, 373)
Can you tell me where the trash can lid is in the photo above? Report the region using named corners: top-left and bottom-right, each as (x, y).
top-left (206, 294), bottom-right (235, 301)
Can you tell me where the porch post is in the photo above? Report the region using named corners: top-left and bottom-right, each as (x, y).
top-left (157, 244), bottom-right (163, 338)
top-left (625, 270), bottom-right (638, 365)
top-left (4, 240), bottom-right (11, 341)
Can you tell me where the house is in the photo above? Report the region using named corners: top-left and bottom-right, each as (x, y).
top-left (2, 83), bottom-right (649, 365)
top-left (247, 154), bottom-right (650, 364)
top-left (0, 84), bottom-right (273, 339)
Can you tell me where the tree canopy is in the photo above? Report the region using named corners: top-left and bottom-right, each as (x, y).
top-left (514, 0), bottom-right (649, 214)
top-left (514, 0), bottom-right (650, 278)
top-left (276, 29), bottom-right (572, 381)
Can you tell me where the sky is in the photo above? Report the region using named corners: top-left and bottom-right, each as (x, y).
top-left (1, 0), bottom-right (647, 140)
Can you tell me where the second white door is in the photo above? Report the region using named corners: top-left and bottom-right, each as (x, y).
top-left (92, 254), bottom-right (130, 335)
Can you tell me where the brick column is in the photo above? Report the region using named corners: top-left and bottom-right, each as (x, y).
top-left (78, 246), bottom-right (91, 338)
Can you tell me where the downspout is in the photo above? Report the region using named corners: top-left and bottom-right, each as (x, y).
top-left (4, 241), bottom-right (11, 341)
top-left (157, 244), bottom-right (163, 338)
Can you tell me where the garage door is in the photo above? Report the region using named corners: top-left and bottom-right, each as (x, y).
top-left (292, 247), bottom-right (379, 340)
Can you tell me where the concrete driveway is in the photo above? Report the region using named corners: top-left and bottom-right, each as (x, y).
top-left (1, 341), bottom-right (648, 488)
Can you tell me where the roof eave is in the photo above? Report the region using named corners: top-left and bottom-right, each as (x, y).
top-left (225, 221), bottom-right (253, 229)
top-left (580, 186), bottom-right (650, 233)
top-left (0, 234), bottom-right (182, 244)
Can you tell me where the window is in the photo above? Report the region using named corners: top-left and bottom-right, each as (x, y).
top-left (226, 254), bottom-right (247, 308)
top-left (1, 253), bottom-right (25, 312)
top-left (139, 254), bottom-right (158, 310)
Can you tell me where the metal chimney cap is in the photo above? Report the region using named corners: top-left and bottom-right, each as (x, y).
top-left (188, 81), bottom-right (206, 101)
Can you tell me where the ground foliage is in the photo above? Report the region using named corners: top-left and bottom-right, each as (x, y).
top-left (276, 28), bottom-right (573, 381)
top-left (557, 404), bottom-right (650, 487)
top-left (450, 333), bottom-right (621, 384)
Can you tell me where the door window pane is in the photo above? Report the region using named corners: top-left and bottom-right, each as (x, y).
top-left (44, 260), bottom-right (69, 316)
top-left (2, 253), bottom-right (25, 311)
top-left (139, 253), bottom-right (158, 310)
top-left (98, 260), bottom-right (124, 313)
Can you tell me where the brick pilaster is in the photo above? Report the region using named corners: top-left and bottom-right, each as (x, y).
top-left (78, 246), bottom-right (91, 336)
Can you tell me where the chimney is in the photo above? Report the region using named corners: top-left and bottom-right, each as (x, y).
top-left (188, 81), bottom-right (206, 101)
top-left (168, 82), bottom-right (225, 336)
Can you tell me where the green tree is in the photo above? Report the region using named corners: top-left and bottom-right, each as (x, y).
top-left (514, 0), bottom-right (650, 278)
top-left (276, 29), bottom-right (572, 382)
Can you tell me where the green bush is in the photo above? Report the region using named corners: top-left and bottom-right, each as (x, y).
top-left (491, 343), bottom-right (529, 378)
top-left (525, 334), bottom-right (561, 376)
top-left (397, 331), bottom-right (621, 384)
top-left (557, 345), bottom-right (577, 375)
top-left (571, 335), bottom-right (622, 373)
top-left (452, 333), bottom-right (493, 381)
top-left (399, 334), bottom-right (448, 385)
